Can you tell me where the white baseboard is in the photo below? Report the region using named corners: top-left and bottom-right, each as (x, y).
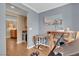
top-left (27, 44), bottom-right (49, 49)
top-left (40, 44), bottom-right (49, 46)
top-left (17, 41), bottom-right (23, 44)
top-left (27, 45), bottom-right (35, 49)
top-left (17, 40), bottom-right (26, 44)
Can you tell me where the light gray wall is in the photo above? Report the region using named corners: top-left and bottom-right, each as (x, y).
top-left (11, 3), bottom-right (39, 48)
top-left (72, 3), bottom-right (79, 31)
top-left (0, 4), bottom-right (6, 55)
top-left (27, 11), bottom-right (39, 48)
top-left (39, 3), bottom-right (79, 55)
top-left (39, 4), bottom-right (73, 34)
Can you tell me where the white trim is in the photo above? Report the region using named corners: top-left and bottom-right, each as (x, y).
top-left (38, 3), bottom-right (69, 13)
top-left (27, 44), bottom-right (49, 49)
top-left (17, 40), bottom-right (27, 44)
top-left (40, 44), bottom-right (49, 47)
top-left (22, 3), bottom-right (69, 14)
top-left (23, 3), bottom-right (39, 13)
top-left (17, 41), bottom-right (23, 44)
top-left (27, 45), bottom-right (35, 49)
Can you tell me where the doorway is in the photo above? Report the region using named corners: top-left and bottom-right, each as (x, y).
top-left (6, 14), bottom-right (28, 43)
top-left (6, 4), bottom-right (28, 55)
top-left (6, 15), bottom-right (17, 39)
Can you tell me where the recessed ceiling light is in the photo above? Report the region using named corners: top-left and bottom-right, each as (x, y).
top-left (10, 6), bottom-right (15, 9)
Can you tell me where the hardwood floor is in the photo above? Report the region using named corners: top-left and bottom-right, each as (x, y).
top-left (6, 38), bottom-right (50, 56)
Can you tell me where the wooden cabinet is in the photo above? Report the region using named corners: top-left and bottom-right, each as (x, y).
top-left (10, 30), bottom-right (17, 39)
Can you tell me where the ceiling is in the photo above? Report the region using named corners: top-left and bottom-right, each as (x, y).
top-left (6, 3), bottom-right (27, 16)
top-left (23, 3), bottom-right (69, 13)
